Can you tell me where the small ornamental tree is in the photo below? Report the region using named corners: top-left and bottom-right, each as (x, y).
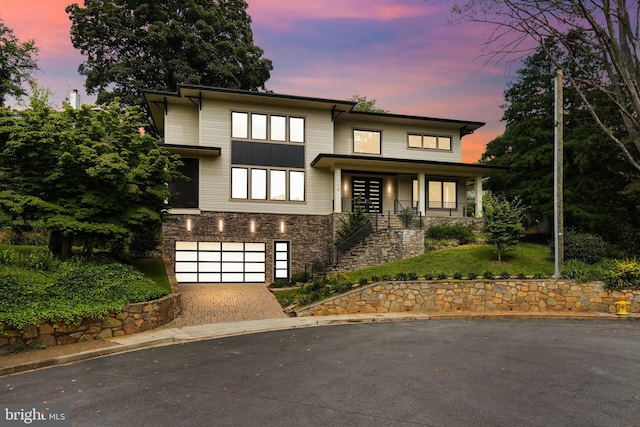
top-left (0, 87), bottom-right (183, 258)
top-left (482, 192), bottom-right (526, 262)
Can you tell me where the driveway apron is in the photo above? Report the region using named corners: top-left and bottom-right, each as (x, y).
top-left (166, 284), bottom-right (287, 328)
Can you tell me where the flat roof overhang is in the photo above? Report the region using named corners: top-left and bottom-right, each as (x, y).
top-left (310, 154), bottom-right (508, 178)
top-left (158, 143), bottom-right (221, 157)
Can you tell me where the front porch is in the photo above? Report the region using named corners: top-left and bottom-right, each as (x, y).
top-left (311, 153), bottom-right (507, 220)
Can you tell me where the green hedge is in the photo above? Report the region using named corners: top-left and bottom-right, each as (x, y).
top-left (0, 255), bottom-right (169, 331)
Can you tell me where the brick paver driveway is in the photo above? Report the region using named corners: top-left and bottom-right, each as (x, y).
top-left (166, 284), bottom-right (287, 327)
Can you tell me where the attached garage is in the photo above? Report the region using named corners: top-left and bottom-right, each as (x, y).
top-left (175, 241), bottom-right (266, 283)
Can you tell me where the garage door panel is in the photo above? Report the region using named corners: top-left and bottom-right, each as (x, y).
top-left (245, 262), bottom-right (265, 272)
top-left (245, 243), bottom-right (265, 251)
top-left (176, 242), bottom-right (198, 251)
top-left (245, 252), bottom-right (265, 262)
top-left (176, 252), bottom-right (198, 262)
top-left (222, 242), bottom-right (244, 251)
top-left (198, 262), bottom-right (221, 273)
top-left (222, 252), bottom-right (244, 262)
top-left (199, 242), bottom-right (220, 251)
top-left (245, 273), bottom-right (266, 282)
top-left (198, 252), bottom-right (220, 262)
top-left (176, 273), bottom-right (198, 282)
top-left (175, 262), bottom-right (198, 272)
top-left (222, 263), bottom-right (245, 273)
top-left (222, 272), bottom-right (245, 282)
top-left (199, 273), bottom-right (221, 282)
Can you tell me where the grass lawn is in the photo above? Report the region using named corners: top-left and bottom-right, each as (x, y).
top-left (345, 243), bottom-right (554, 282)
top-left (129, 257), bottom-right (171, 292)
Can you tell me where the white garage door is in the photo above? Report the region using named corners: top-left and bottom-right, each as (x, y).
top-left (175, 241), bottom-right (266, 283)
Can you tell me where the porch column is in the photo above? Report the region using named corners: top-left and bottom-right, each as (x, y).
top-left (334, 168), bottom-right (342, 213)
top-left (418, 173), bottom-right (426, 215)
top-left (475, 176), bottom-right (483, 218)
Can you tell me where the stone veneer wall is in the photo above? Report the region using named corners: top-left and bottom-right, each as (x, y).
top-left (163, 212), bottom-right (335, 282)
top-left (334, 229), bottom-right (425, 272)
top-left (296, 280), bottom-right (640, 316)
top-left (0, 293), bottom-right (181, 355)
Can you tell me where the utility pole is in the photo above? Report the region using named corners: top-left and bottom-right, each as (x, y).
top-left (553, 69), bottom-right (564, 278)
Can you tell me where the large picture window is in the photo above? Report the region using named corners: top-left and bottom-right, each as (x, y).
top-left (232, 111), bottom-right (305, 143)
top-left (428, 180), bottom-right (457, 209)
top-left (408, 134), bottom-right (452, 151)
top-left (232, 167), bottom-right (305, 202)
top-left (353, 130), bottom-right (381, 154)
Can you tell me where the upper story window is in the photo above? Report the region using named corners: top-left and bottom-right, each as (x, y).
top-left (232, 111), bottom-right (305, 143)
top-left (408, 134), bottom-right (452, 151)
top-left (353, 130), bottom-right (381, 155)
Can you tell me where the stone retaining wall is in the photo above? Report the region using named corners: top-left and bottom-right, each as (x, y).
top-left (296, 280), bottom-right (640, 316)
top-left (0, 293), bottom-right (181, 355)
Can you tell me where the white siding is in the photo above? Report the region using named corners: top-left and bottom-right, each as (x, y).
top-left (165, 103), bottom-right (199, 146)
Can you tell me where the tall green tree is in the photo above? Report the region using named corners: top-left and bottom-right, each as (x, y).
top-left (0, 87), bottom-right (183, 257)
top-left (66, 0), bottom-right (273, 107)
top-left (451, 0), bottom-right (640, 173)
top-left (481, 41), bottom-right (638, 243)
top-left (0, 19), bottom-right (38, 106)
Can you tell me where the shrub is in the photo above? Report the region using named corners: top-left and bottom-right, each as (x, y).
top-left (483, 271), bottom-right (494, 279)
top-left (500, 271), bottom-right (510, 279)
top-left (269, 280), bottom-right (290, 288)
top-left (468, 272), bottom-right (477, 280)
top-left (533, 272), bottom-right (544, 279)
top-left (562, 231), bottom-right (608, 264)
top-left (382, 274), bottom-right (392, 281)
top-left (517, 273), bottom-right (527, 279)
top-left (371, 275), bottom-right (379, 282)
top-left (290, 271), bottom-right (312, 284)
top-left (604, 258), bottom-right (640, 290)
top-left (453, 272), bottom-right (463, 280)
top-left (426, 224), bottom-right (476, 245)
top-left (424, 273), bottom-right (434, 280)
top-left (562, 259), bottom-right (614, 282)
top-left (395, 272), bottom-right (408, 281)
top-left (359, 277), bottom-right (369, 286)
top-left (407, 272), bottom-right (418, 280)
top-left (437, 272), bottom-right (448, 280)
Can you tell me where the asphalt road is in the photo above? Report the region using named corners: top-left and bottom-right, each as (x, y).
top-left (2, 320), bottom-right (640, 426)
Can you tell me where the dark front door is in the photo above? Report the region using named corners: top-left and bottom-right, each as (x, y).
top-left (352, 177), bottom-right (382, 213)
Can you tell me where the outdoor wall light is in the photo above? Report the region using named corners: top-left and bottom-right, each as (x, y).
top-left (186, 218), bottom-right (192, 232)
top-left (280, 220), bottom-right (285, 234)
top-left (218, 219), bottom-right (224, 232)
top-left (250, 220), bottom-right (256, 233)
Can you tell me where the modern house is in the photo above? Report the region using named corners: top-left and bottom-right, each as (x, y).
top-left (144, 85), bottom-right (506, 284)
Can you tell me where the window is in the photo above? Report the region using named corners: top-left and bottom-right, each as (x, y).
top-left (232, 167), bottom-right (305, 202)
top-left (251, 169), bottom-right (267, 200)
top-left (169, 158), bottom-right (199, 208)
top-left (290, 117), bottom-right (305, 142)
top-left (231, 112), bottom-right (248, 138)
top-left (271, 115), bottom-right (286, 141)
top-left (289, 171), bottom-right (305, 201)
top-left (270, 170), bottom-right (286, 201)
top-left (353, 130), bottom-right (381, 154)
top-left (232, 111), bottom-right (305, 143)
top-left (231, 168), bottom-right (248, 199)
top-left (251, 114), bottom-right (267, 140)
top-left (408, 134), bottom-right (452, 151)
top-left (428, 181), bottom-right (457, 209)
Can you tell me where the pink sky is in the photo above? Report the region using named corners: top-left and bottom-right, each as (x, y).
top-left (0, 0), bottom-right (516, 162)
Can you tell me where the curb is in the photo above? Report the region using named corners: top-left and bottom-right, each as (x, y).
top-left (2, 312), bottom-right (639, 377)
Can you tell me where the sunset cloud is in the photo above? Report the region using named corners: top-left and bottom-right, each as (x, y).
top-left (1, 0), bottom-right (513, 161)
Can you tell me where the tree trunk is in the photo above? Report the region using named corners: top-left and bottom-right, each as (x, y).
top-left (48, 231), bottom-right (72, 259)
